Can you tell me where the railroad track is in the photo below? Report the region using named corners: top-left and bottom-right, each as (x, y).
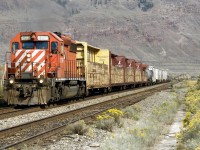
top-left (0, 93), bottom-right (112, 120)
top-left (0, 83), bottom-right (166, 120)
top-left (0, 83), bottom-right (170, 149)
top-left (0, 92), bottom-right (133, 120)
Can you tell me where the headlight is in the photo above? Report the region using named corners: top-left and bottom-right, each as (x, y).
top-left (27, 58), bottom-right (31, 62)
top-left (27, 53), bottom-right (31, 58)
top-left (39, 79), bottom-right (44, 84)
top-left (9, 79), bottom-right (14, 84)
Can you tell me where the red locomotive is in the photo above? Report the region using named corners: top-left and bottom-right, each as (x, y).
top-left (3, 32), bottom-right (85, 105)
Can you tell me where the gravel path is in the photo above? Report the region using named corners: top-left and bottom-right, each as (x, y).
top-left (152, 87), bottom-right (188, 150)
top-left (152, 105), bottom-right (185, 150)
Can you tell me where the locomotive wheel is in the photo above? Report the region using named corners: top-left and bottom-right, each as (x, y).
top-left (76, 88), bottom-right (81, 101)
top-left (40, 105), bottom-right (46, 109)
top-left (104, 88), bottom-right (108, 94)
top-left (55, 88), bottom-right (60, 102)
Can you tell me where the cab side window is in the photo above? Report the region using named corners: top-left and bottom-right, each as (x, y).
top-left (12, 42), bottom-right (19, 53)
top-left (51, 42), bottom-right (58, 54)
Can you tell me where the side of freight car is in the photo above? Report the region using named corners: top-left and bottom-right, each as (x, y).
top-left (76, 41), bottom-right (110, 95)
top-left (125, 59), bottom-right (136, 84)
top-left (110, 55), bottom-right (126, 86)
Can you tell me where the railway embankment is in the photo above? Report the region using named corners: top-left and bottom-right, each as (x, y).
top-left (25, 82), bottom-right (188, 150)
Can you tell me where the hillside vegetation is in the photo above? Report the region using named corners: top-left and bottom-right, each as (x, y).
top-left (0, 0), bottom-right (200, 74)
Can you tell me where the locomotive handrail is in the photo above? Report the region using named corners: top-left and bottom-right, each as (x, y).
top-left (2, 52), bottom-right (12, 80)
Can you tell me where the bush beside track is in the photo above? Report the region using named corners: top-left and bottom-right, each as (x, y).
top-left (176, 80), bottom-right (200, 150)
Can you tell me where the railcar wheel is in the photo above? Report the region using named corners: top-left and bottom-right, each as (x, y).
top-left (40, 105), bottom-right (46, 109)
top-left (104, 88), bottom-right (108, 94)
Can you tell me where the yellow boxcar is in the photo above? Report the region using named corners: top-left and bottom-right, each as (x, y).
top-left (111, 66), bottom-right (124, 84)
top-left (125, 59), bottom-right (136, 83)
top-left (142, 70), bottom-right (148, 82)
top-left (76, 41), bottom-right (110, 95)
top-left (125, 67), bottom-right (134, 83)
top-left (135, 68), bottom-right (142, 82)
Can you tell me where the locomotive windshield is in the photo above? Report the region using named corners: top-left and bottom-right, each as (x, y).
top-left (36, 42), bottom-right (48, 49)
top-left (22, 41), bottom-right (48, 49)
top-left (22, 42), bottom-right (34, 49)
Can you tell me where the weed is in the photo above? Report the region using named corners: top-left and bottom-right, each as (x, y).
top-left (65, 120), bottom-right (89, 135)
top-left (107, 108), bottom-right (123, 126)
top-left (96, 108), bottom-right (123, 131)
top-left (85, 127), bottom-right (94, 138)
top-left (123, 106), bottom-right (140, 121)
top-left (96, 117), bottom-right (115, 132)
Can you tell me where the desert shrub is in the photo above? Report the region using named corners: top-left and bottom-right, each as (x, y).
top-left (183, 111), bottom-right (192, 127)
top-left (96, 116), bottom-right (115, 132)
top-left (176, 82), bottom-right (200, 150)
top-left (123, 104), bottom-right (141, 120)
top-left (152, 100), bottom-right (178, 124)
top-left (185, 90), bottom-right (200, 114)
top-left (128, 119), bottom-right (163, 147)
top-left (65, 120), bottom-right (89, 135)
top-left (177, 111), bottom-right (200, 150)
top-left (87, 128), bottom-right (94, 138)
top-left (196, 76), bottom-right (200, 90)
top-left (127, 98), bottom-right (180, 147)
top-left (123, 107), bottom-right (139, 120)
top-left (187, 80), bottom-right (197, 87)
top-left (106, 108), bottom-right (123, 126)
top-left (96, 108), bottom-right (123, 131)
top-left (132, 104), bottom-right (142, 112)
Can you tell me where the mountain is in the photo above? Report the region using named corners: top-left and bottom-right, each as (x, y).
top-left (0, 0), bottom-right (200, 75)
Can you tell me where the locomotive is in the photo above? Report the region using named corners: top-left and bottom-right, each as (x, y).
top-left (3, 32), bottom-right (85, 105)
top-left (3, 31), bottom-right (168, 106)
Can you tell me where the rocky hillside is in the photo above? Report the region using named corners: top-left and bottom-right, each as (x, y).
top-left (0, 0), bottom-right (200, 75)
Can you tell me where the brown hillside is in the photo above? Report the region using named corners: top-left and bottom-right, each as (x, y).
top-left (0, 0), bottom-right (200, 75)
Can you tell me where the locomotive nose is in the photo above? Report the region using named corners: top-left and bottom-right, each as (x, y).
top-left (15, 49), bottom-right (46, 79)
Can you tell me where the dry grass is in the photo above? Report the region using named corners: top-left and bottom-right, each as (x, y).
top-left (95, 108), bottom-right (124, 132)
top-left (123, 104), bottom-right (141, 120)
top-left (65, 120), bottom-right (89, 135)
top-left (186, 80), bottom-right (197, 87)
top-left (96, 117), bottom-right (115, 132)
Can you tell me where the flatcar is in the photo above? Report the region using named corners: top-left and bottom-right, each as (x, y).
top-left (3, 31), bottom-right (168, 106)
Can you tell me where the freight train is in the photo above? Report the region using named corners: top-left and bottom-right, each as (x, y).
top-left (2, 31), bottom-right (168, 106)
